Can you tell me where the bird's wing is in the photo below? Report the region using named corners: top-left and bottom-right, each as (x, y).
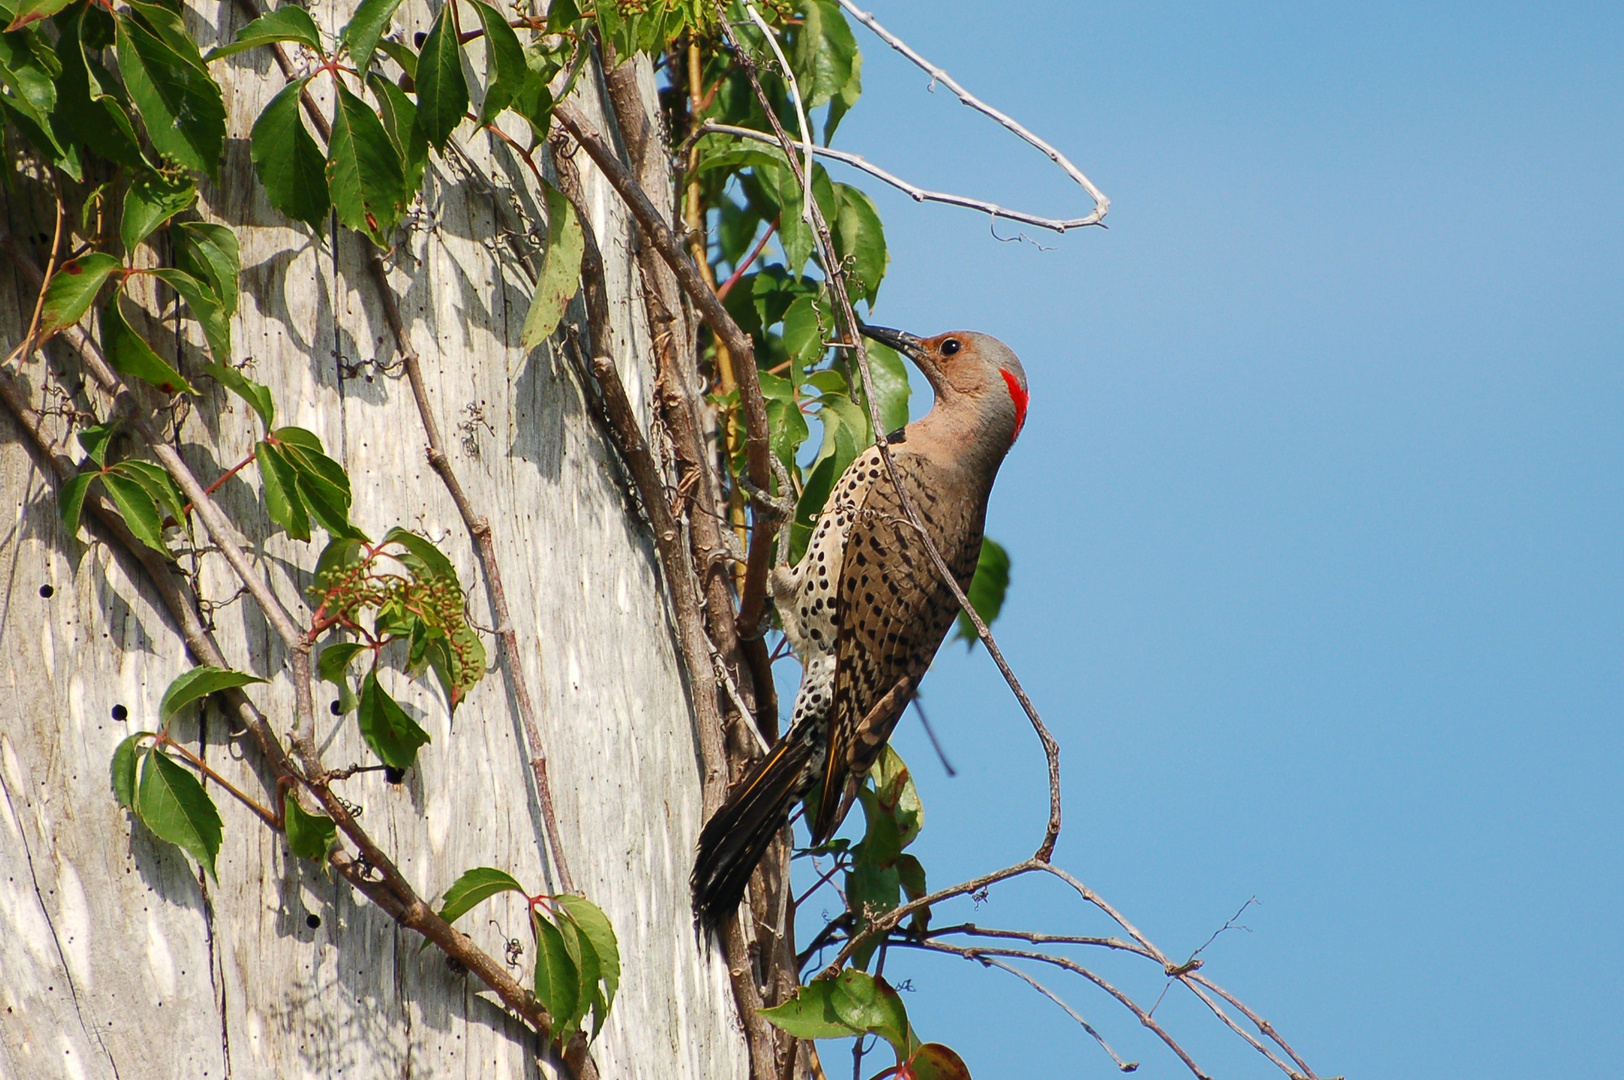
top-left (814, 452), bottom-right (985, 842)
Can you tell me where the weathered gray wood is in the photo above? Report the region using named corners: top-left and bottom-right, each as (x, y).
top-left (0, 8), bottom-right (746, 1079)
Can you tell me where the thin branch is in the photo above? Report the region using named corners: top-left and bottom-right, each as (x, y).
top-left (906, 940), bottom-right (1208, 1079)
top-left (1188, 973), bottom-right (1323, 1080)
top-left (366, 254), bottom-right (576, 894)
top-left (909, 695), bottom-right (955, 777)
top-left (552, 102), bottom-right (782, 651)
top-left (1177, 977), bottom-right (1305, 1079)
top-left (834, 0), bottom-right (1109, 229)
top-left (821, 858), bottom-right (1041, 974)
top-left (695, 122), bottom-right (1096, 234)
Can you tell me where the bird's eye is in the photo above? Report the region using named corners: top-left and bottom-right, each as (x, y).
top-left (939, 338), bottom-right (962, 356)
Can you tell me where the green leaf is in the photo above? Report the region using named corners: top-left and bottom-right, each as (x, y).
top-left (555, 906), bottom-right (600, 1038)
top-left (521, 183), bottom-right (584, 350)
top-left (894, 853), bottom-right (929, 930)
top-left (532, 911), bottom-right (579, 1035)
top-left (545, 0), bottom-right (579, 33)
top-left (437, 866), bottom-right (526, 925)
top-left (5, 0), bottom-right (74, 32)
top-left (317, 641), bottom-right (366, 685)
top-left (766, 396), bottom-right (809, 478)
top-left (159, 664), bottom-right (266, 725)
top-left (912, 1043), bottom-right (973, 1080)
top-left (759, 979), bottom-right (861, 1040)
top-left (256, 440), bottom-right (309, 540)
top-left (135, 750), bottom-right (223, 878)
top-left (511, 58), bottom-right (555, 141)
top-left (327, 82), bottom-right (406, 244)
top-left (855, 786), bottom-right (903, 869)
top-left (202, 362), bottom-right (273, 429)
top-left (469, 0), bottom-right (526, 123)
top-left (108, 460), bottom-right (185, 531)
top-left (274, 427), bottom-right (348, 494)
top-left (791, 451), bottom-right (837, 563)
top-left (116, 6), bottom-right (226, 180)
top-left (852, 339), bottom-right (910, 437)
top-left (376, 38), bottom-right (418, 80)
top-left (314, 535), bottom-right (367, 581)
top-left (357, 669), bottom-right (430, 768)
top-left (556, 895), bottom-right (620, 1010)
top-left (845, 859), bottom-right (900, 970)
top-left (206, 5), bottom-right (325, 60)
top-left (77, 421), bottom-right (118, 467)
top-left (414, 3), bottom-right (467, 150)
top-left (0, 40), bottom-right (75, 173)
top-left (368, 73), bottom-right (427, 199)
top-left (102, 294), bottom-right (196, 396)
top-left (39, 252), bottom-right (120, 335)
top-left (122, 170), bottom-right (197, 252)
top-left (829, 969), bottom-right (911, 1060)
top-left (100, 469), bottom-right (165, 551)
top-left (792, 0), bottom-right (859, 115)
top-left (283, 789), bottom-right (337, 861)
top-left (872, 746), bottom-right (922, 847)
top-left (52, 8), bottom-right (145, 168)
top-left (381, 525), bottom-right (456, 582)
top-left (317, 641), bottom-right (364, 715)
top-left (58, 470), bottom-right (94, 538)
top-left (340, 0), bottom-right (403, 75)
top-left (175, 221), bottom-right (241, 317)
top-left (148, 267), bottom-right (230, 363)
top-left (781, 293), bottom-right (828, 371)
top-left (274, 427), bottom-right (364, 540)
top-left (0, 29), bottom-right (62, 133)
top-left (110, 733), bottom-right (144, 810)
top-left (250, 77), bottom-right (330, 231)
top-left (833, 183), bottom-right (887, 306)
top-left (955, 538), bottom-right (1010, 646)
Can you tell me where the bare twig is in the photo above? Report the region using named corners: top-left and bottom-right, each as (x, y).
top-left (909, 695), bottom-right (955, 777)
top-left (694, 122), bottom-right (1099, 235)
top-left (834, 0), bottom-right (1109, 229)
top-left (904, 940), bottom-right (1209, 1079)
top-left (366, 253), bottom-right (576, 894)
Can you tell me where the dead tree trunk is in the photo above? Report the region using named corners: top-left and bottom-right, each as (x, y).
top-left (0, 6), bottom-right (745, 1075)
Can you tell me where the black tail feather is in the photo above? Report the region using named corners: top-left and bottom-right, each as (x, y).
top-left (692, 737), bottom-right (812, 931)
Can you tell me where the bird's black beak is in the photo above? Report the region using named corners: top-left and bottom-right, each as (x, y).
top-left (859, 324), bottom-right (927, 362)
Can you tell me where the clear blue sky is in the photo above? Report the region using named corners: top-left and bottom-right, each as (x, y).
top-left (785, 2), bottom-right (1623, 1076)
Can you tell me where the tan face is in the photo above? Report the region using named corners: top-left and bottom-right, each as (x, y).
top-left (861, 326), bottom-right (1029, 444)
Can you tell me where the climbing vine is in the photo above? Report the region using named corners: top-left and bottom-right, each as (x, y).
top-left (0, 0), bottom-right (1337, 1076)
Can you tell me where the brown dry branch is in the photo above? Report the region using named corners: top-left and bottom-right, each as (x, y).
top-left (547, 141), bottom-right (784, 1080)
top-left (364, 252), bottom-right (576, 894)
top-left (903, 939), bottom-right (1210, 1079)
top-left (553, 101), bottom-right (784, 671)
top-left (689, 122), bottom-right (1095, 234)
top-left (0, 235), bottom-right (596, 1080)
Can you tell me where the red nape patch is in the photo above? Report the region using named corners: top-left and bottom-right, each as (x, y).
top-left (1000, 368), bottom-right (1028, 443)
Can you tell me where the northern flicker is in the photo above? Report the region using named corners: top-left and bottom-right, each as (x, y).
top-left (692, 325), bottom-right (1029, 929)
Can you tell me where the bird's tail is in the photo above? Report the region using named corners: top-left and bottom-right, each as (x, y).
top-left (692, 736), bottom-right (813, 931)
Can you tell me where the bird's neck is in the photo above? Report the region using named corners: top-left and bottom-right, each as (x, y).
top-left (903, 401), bottom-right (1012, 485)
